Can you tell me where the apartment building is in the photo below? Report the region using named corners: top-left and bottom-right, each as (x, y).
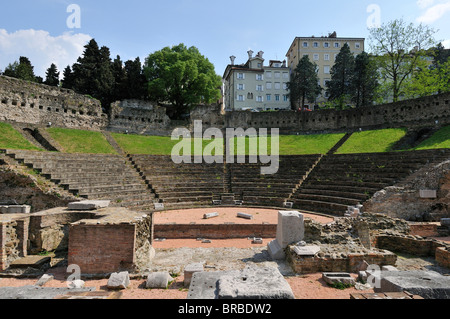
top-left (286, 32), bottom-right (365, 106)
top-left (223, 50), bottom-right (290, 111)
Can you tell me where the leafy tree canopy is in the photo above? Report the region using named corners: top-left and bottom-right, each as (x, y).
top-left (144, 44), bottom-right (222, 119)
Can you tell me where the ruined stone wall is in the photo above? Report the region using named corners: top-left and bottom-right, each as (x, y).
top-left (223, 92), bottom-right (450, 133)
top-left (107, 100), bottom-right (171, 136)
top-left (375, 234), bottom-right (450, 258)
top-left (154, 224), bottom-right (276, 239)
top-left (0, 217), bottom-right (29, 271)
top-left (0, 76), bottom-right (108, 130)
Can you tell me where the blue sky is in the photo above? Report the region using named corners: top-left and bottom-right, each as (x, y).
top-left (1, 0), bottom-right (450, 78)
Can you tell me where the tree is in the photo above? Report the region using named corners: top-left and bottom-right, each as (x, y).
top-left (144, 44), bottom-right (222, 119)
top-left (432, 42), bottom-right (450, 69)
top-left (44, 63), bottom-right (60, 87)
top-left (3, 57), bottom-right (37, 82)
top-left (124, 57), bottom-right (147, 100)
top-left (111, 55), bottom-right (128, 102)
top-left (287, 55), bottom-right (322, 110)
top-left (72, 39), bottom-right (115, 109)
top-left (352, 52), bottom-right (379, 107)
top-left (326, 43), bottom-right (355, 108)
top-left (369, 18), bottom-right (437, 102)
top-left (403, 59), bottom-right (450, 98)
top-left (61, 65), bottom-right (76, 89)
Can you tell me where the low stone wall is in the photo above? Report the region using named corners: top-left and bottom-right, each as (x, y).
top-left (436, 246), bottom-right (450, 268)
top-left (154, 223), bottom-right (276, 239)
top-left (375, 234), bottom-right (450, 257)
top-left (287, 247), bottom-right (397, 274)
top-left (409, 223), bottom-right (440, 237)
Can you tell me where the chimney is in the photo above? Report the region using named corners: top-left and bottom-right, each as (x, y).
top-left (230, 56), bottom-right (236, 65)
top-left (282, 60), bottom-right (286, 67)
top-left (257, 51), bottom-right (264, 59)
top-left (247, 50), bottom-right (254, 59)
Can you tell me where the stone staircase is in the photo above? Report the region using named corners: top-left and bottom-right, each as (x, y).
top-left (4, 149), bottom-right (156, 211)
top-left (290, 148), bottom-right (450, 216)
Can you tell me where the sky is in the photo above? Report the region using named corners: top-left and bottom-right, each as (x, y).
top-left (1, 0), bottom-right (450, 78)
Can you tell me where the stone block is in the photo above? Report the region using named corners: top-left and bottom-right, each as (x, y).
top-left (276, 211), bottom-right (304, 249)
top-left (107, 271), bottom-right (130, 290)
top-left (212, 200), bottom-right (222, 206)
top-left (154, 203), bottom-right (165, 211)
top-left (283, 202), bottom-right (294, 209)
top-left (358, 271), bottom-right (368, 283)
top-left (203, 212), bottom-right (219, 220)
top-left (419, 190), bottom-right (437, 199)
top-left (377, 270), bottom-right (450, 299)
top-left (292, 245), bottom-right (321, 256)
top-left (188, 267), bottom-right (294, 299)
top-left (252, 238), bottom-right (263, 244)
top-left (322, 273), bottom-right (356, 286)
top-left (267, 239), bottom-right (285, 260)
top-left (237, 212), bottom-right (253, 220)
top-left (68, 280), bottom-right (86, 289)
top-left (382, 266), bottom-right (398, 272)
top-left (217, 267), bottom-right (295, 299)
top-left (441, 218), bottom-right (450, 227)
top-left (146, 272), bottom-right (171, 289)
top-left (68, 200), bottom-right (110, 211)
top-left (0, 206), bottom-right (9, 214)
top-left (184, 263), bottom-right (204, 287)
top-left (4, 205), bottom-right (31, 214)
top-left (35, 274), bottom-right (54, 287)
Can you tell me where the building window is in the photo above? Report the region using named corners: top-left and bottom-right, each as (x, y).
top-left (256, 74), bottom-right (263, 81)
top-left (237, 83), bottom-right (244, 90)
top-left (355, 43), bottom-right (361, 49)
top-left (324, 66), bottom-right (330, 74)
top-left (275, 82), bottom-right (281, 90)
top-left (283, 83), bottom-right (288, 90)
top-left (266, 71), bottom-right (272, 78)
top-left (257, 96), bottom-right (263, 102)
top-left (334, 42), bottom-right (340, 48)
top-left (275, 95), bottom-right (280, 101)
top-left (274, 72), bottom-right (280, 78)
top-left (283, 95), bottom-right (289, 102)
top-left (247, 93), bottom-right (254, 100)
top-left (257, 63), bottom-right (262, 68)
top-left (237, 73), bottom-right (244, 79)
top-left (256, 85), bottom-right (263, 92)
top-left (237, 95), bottom-right (244, 101)
top-left (324, 79), bottom-right (330, 86)
top-left (324, 54), bottom-right (330, 61)
top-left (266, 82), bottom-right (272, 90)
top-left (313, 42), bottom-right (319, 48)
top-left (303, 42), bottom-right (308, 47)
top-left (313, 54), bottom-right (319, 61)
top-left (324, 42), bottom-right (330, 48)
top-left (283, 72), bottom-right (289, 79)
top-left (266, 94), bottom-right (272, 101)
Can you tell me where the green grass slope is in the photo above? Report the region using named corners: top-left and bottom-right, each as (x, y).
top-left (0, 122), bottom-right (42, 151)
top-left (46, 128), bottom-right (117, 154)
top-left (336, 128), bottom-right (407, 154)
top-left (412, 126), bottom-right (450, 150)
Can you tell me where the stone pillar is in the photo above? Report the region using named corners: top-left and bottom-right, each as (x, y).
top-left (268, 211), bottom-right (304, 260)
top-left (0, 223), bottom-right (6, 271)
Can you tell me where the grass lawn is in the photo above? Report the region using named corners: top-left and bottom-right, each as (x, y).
top-left (112, 133), bottom-right (345, 155)
top-left (412, 126), bottom-right (450, 150)
top-left (336, 128), bottom-right (407, 154)
top-left (0, 122), bottom-right (42, 151)
top-left (46, 128), bottom-right (117, 154)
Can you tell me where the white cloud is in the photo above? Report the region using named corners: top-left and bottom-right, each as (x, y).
top-left (417, 0), bottom-right (435, 9)
top-left (417, 1), bottom-right (450, 23)
top-left (442, 39), bottom-right (450, 48)
top-left (0, 29), bottom-right (92, 78)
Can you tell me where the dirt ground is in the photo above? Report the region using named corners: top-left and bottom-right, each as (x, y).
top-left (0, 208), bottom-right (448, 300)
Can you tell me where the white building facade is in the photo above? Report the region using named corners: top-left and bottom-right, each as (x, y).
top-left (223, 50), bottom-right (290, 112)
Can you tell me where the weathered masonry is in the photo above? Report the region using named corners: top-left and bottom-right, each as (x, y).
top-left (1, 75), bottom-right (450, 135)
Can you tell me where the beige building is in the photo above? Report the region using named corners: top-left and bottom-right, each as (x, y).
top-left (223, 50), bottom-right (290, 112)
top-left (286, 32), bottom-right (365, 107)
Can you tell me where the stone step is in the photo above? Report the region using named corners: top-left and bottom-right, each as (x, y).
top-left (160, 195), bottom-right (214, 204)
top-left (291, 199), bottom-right (349, 216)
top-left (80, 188), bottom-right (152, 200)
top-left (76, 183), bottom-right (148, 194)
top-left (297, 188), bottom-right (370, 200)
top-left (291, 193), bottom-right (362, 206)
